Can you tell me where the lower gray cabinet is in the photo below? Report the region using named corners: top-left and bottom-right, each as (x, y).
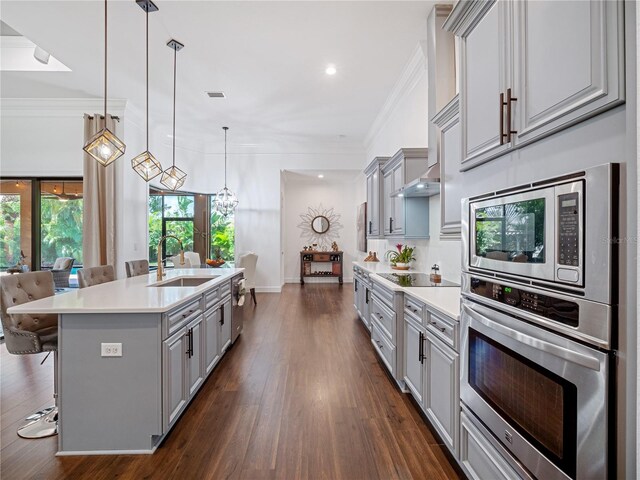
top-left (163, 327), bottom-right (188, 430)
top-left (204, 306), bottom-right (221, 374)
top-left (424, 330), bottom-right (459, 454)
top-left (404, 315), bottom-right (425, 407)
top-left (187, 315), bottom-right (204, 397)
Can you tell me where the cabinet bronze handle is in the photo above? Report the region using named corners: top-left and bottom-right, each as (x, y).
top-left (500, 92), bottom-right (507, 145)
top-left (431, 321), bottom-right (446, 333)
top-left (389, 217), bottom-right (393, 232)
top-left (220, 304), bottom-right (224, 325)
top-left (365, 289), bottom-right (369, 304)
top-left (506, 88), bottom-right (518, 141)
top-left (368, 221), bottom-right (372, 234)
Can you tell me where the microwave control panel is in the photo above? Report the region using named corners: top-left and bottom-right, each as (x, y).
top-left (558, 191), bottom-right (580, 267)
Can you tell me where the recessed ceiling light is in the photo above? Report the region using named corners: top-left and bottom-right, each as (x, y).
top-left (325, 65), bottom-right (337, 76)
top-left (398, 193), bottom-right (404, 197)
top-left (318, 174), bottom-right (324, 179)
top-left (417, 184), bottom-right (424, 189)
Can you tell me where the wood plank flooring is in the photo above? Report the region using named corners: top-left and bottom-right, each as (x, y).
top-left (0, 284), bottom-right (462, 479)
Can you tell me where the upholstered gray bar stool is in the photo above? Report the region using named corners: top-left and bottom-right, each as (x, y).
top-left (125, 259), bottom-right (149, 278)
top-left (77, 265), bottom-right (116, 288)
top-left (0, 271), bottom-right (59, 438)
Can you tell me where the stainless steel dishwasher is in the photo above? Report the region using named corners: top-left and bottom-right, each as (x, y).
top-left (231, 273), bottom-right (245, 343)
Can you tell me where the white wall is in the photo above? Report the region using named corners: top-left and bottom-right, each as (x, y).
top-left (363, 45), bottom-right (463, 283)
top-left (1, 99), bottom-right (148, 279)
top-left (282, 172), bottom-right (359, 283)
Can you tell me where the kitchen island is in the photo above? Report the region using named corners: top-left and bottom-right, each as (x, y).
top-left (7, 268), bottom-right (244, 455)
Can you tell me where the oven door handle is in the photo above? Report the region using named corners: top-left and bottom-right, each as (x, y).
top-left (462, 302), bottom-right (602, 371)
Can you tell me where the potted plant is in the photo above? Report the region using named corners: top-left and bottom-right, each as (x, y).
top-left (385, 243), bottom-right (416, 269)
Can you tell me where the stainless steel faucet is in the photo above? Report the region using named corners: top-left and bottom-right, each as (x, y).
top-left (157, 235), bottom-right (184, 281)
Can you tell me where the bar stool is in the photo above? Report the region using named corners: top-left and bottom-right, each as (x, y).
top-left (0, 271), bottom-right (59, 438)
top-left (77, 265), bottom-right (115, 288)
top-left (125, 259), bottom-right (149, 278)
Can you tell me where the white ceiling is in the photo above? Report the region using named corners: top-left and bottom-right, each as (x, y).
top-left (0, 1), bottom-right (434, 149)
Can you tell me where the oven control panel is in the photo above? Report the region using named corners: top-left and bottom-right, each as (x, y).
top-left (558, 192), bottom-right (580, 267)
top-left (470, 277), bottom-right (579, 327)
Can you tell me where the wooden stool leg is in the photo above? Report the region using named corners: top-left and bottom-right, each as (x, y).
top-left (250, 288), bottom-right (257, 305)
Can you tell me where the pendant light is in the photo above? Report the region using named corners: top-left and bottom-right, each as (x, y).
top-left (213, 127), bottom-right (239, 217)
top-left (160, 39), bottom-right (187, 191)
top-left (83, 0), bottom-right (126, 166)
top-left (131, 0), bottom-right (163, 181)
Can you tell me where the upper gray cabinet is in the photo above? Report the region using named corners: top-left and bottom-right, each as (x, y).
top-left (444, 0), bottom-right (625, 171)
top-left (432, 95), bottom-right (462, 238)
top-left (382, 148), bottom-right (430, 239)
top-left (364, 157), bottom-right (389, 239)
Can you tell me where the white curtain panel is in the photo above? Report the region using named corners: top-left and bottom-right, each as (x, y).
top-left (82, 114), bottom-right (118, 268)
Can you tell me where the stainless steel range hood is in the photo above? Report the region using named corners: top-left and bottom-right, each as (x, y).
top-left (391, 162), bottom-right (440, 198)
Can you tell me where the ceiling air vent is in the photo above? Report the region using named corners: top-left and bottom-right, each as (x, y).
top-left (206, 91), bottom-right (226, 98)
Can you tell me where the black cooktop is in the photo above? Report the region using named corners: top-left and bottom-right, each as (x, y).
top-left (379, 273), bottom-right (460, 288)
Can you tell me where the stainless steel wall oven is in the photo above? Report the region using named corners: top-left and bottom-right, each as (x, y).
top-left (461, 164), bottom-right (618, 480)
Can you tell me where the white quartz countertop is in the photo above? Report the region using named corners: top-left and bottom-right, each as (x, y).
top-left (7, 268), bottom-right (244, 315)
top-left (353, 261), bottom-right (461, 320)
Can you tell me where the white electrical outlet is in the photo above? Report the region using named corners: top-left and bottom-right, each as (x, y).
top-left (101, 343), bottom-right (122, 357)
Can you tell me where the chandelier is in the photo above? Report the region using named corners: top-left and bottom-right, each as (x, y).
top-left (212, 127), bottom-right (238, 217)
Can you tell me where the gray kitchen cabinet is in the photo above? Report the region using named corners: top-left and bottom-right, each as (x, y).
top-left (162, 327), bottom-right (188, 430)
top-left (364, 157), bottom-right (388, 239)
top-left (204, 305), bottom-right (221, 374)
top-left (383, 169), bottom-right (394, 235)
top-left (187, 315), bottom-right (204, 397)
top-left (424, 330), bottom-right (459, 455)
top-left (219, 296), bottom-right (232, 355)
top-left (353, 274), bottom-right (362, 318)
top-left (513, 0), bottom-right (624, 146)
top-left (445, 0), bottom-right (624, 171)
top-left (403, 314), bottom-right (425, 407)
top-left (381, 148), bottom-right (429, 238)
top-left (432, 95), bottom-right (462, 238)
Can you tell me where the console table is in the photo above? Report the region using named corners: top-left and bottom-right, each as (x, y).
top-left (300, 251), bottom-right (343, 285)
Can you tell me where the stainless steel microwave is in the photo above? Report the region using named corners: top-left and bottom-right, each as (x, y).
top-left (462, 164), bottom-right (619, 305)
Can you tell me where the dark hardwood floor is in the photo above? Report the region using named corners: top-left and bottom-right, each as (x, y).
top-left (0, 284), bottom-right (462, 479)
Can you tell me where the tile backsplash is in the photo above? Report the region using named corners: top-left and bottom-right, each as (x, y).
top-left (362, 197), bottom-right (463, 283)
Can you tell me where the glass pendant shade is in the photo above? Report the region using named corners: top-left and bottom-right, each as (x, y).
top-left (131, 150), bottom-right (162, 181)
top-left (160, 165), bottom-right (187, 191)
top-left (83, 127), bottom-right (126, 167)
top-left (213, 186), bottom-right (239, 217)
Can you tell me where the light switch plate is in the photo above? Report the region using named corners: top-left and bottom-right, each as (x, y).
top-left (101, 343), bottom-right (122, 357)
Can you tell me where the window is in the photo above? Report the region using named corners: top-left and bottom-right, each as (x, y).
top-left (148, 192), bottom-right (195, 266)
top-left (148, 188), bottom-right (235, 266)
top-left (0, 180), bottom-right (32, 271)
top-left (40, 181), bottom-right (83, 268)
top-left (0, 178), bottom-right (83, 276)
top-left (210, 204), bottom-right (235, 262)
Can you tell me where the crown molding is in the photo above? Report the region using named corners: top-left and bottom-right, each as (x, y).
top-left (442, 0), bottom-right (495, 37)
top-left (363, 42), bottom-right (427, 150)
top-left (0, 98), bottom-right (128, 117)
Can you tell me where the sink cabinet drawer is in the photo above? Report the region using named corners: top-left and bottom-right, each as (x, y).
top-left (165, 297), bottom-right (203, 338)
top-left (219, 281), bottom-right (231, 299)
top-left (372, 320), bottom-right (396, 376)
top-left (426, 310), bottom-right (458, 350)
top-left (404, 296), bottom-right (426, 324)
top-left (370, 294), bottom-right (396, 343)
top-left (204, 288), bottom-right (220, 310)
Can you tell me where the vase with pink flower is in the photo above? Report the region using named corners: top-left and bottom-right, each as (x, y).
top-left (385, 244), bottom-right (416, 270)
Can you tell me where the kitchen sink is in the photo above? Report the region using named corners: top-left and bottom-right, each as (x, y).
top-left (151, 276), bottom-right (219, 287)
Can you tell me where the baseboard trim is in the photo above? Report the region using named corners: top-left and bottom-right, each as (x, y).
top-left (56, 447), bottom-right (156, 456)
top-left (255, 286), bottom-right (282, 293)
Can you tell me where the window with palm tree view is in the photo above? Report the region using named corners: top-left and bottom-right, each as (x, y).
top-left (149, 189), bottom-right (234, 267)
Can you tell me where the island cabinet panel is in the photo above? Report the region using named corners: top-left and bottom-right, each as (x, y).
top-left (163, 327), bottom-right (188, 431)
top-left (204, 306), bottom-right (221, 374)
top-left (364, 157), bottom-right (389, 239)
top-left (187, 315), bottom-right (204, 397)
top-left (57, 313), bottom-right (163, 454)
top-left (219, 296), bottom-right (232, 354)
